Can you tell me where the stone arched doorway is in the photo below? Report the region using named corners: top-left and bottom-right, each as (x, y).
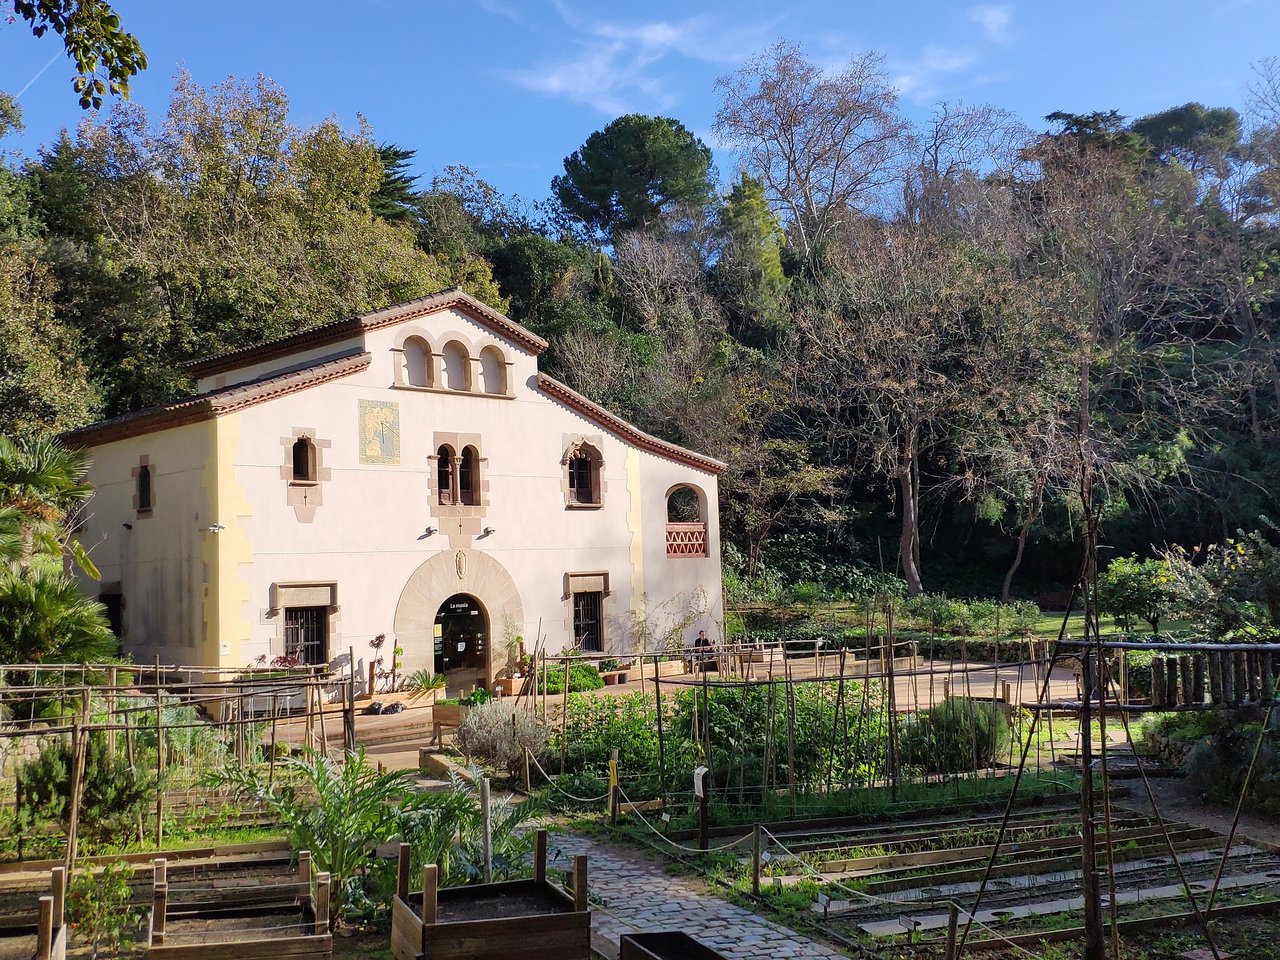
top-left (393, 549), bottom-right (523, 690)
top-left (433, 593), bottom-right (488, 682)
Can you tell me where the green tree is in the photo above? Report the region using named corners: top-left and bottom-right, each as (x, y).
top-left (553, 114), bottom-right (714, 241)
top-left (1097, 556), bottom-right (1176, 634)
top-left (12, 0), bottom-right (146, 108)
top-left (50, 72), bottom-right (472, 410)
top-left (0, 434), bottom-right (96, 574)
top-left (0, 568), bottom-right (115, 662)
top-left (714, 172), bottom-right (789, 348)
top-left (1131, 102), bottom-right (1241, 174)
top-left (370, 143), bottom-right (419, 224)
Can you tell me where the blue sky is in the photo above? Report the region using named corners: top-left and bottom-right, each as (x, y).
top-left (2, 1), bottom-right (1277, 203)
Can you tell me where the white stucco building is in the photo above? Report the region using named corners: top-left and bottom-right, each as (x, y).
top-left (66, 290), bottom-right (724, 689)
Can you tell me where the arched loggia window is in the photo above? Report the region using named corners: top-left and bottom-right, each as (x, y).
top-left (437, 446), bottom-right (455, 505)
top-left (460, 446), bottom-right (480, 505)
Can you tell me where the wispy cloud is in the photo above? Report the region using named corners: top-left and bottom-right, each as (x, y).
top-left (892, 45), bottom-right (977, 101)
top-left (505, 3), bottom-right (775, 115)
top-left (968, 4), bottom-right (1014, 44)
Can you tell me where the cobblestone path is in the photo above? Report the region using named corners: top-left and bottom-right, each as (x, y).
top-left (549, 832), bottom-right (846, 960)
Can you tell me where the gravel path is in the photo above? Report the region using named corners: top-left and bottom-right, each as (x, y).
top-left (548, 832), bottom-right (846, 960)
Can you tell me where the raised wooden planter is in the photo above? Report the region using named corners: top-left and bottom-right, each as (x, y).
top-left (431, 702), bottom-right (472, 743)
top-left (147, 851), bottom-right (332, 960)
top-left (390, 831), bottom-right (590, 960)
top-left (620, 932), bottom-right (730, 960)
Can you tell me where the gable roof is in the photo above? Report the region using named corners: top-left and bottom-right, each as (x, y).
top-left (64, 351), bottom-right (372, 448)
top-left (536, 373), bottom-right (726, 475)
top-left (187, 289), bottom-right (549, 378)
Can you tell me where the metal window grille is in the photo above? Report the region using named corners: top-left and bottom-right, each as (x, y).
top-left (284, 606), bottom-right (328, 665)
top-left (573, 591), bottom-right (603, 652)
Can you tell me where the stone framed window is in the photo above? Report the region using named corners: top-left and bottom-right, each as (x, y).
top-left (564, 572), bottom-right (611, 653)
top-left (131, 456), bottom-right (154, 515)
top-left (279, 429), bottom-right (331, 522)
top-left (561, 436), bottom-right (605, 508)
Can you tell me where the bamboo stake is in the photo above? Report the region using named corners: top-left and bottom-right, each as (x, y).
top-left (653, 669), bottom-right (667, 807)
top-left (155, 676), bottom-right (164, 847)
top-left (559, 660), bottom-right (570, 776)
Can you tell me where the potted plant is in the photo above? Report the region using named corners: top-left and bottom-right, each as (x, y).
top-left (403, 669), bottom-right (447, 705)
top-left (432, 687), bottom-right (494, 730)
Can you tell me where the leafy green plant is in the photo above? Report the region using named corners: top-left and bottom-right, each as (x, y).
top-left (67, 859), bottom-right (142, 959)
top-left (213, 747), bottom-right (433, 922)
top-left (403, 668), bottom-right (446, 701)
top-left (438, 687), bottom-right (495, 707)
top-left (537, 662), bottom-right (604, 695)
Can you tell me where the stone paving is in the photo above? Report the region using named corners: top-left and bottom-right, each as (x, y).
top-left (548, 831), bottom-right (846, 960)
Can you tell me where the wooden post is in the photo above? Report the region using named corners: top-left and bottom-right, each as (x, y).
top-left (316, 674), bottom-right (330, 757)
top-left (269, 693), bottom-right (279, 791)
top-left (422, 863), bottom-right (438, 925)
top-left (572, 855), bottom-right (588, 912)
top-left (534, 830), bottom-right (547, 884)
top-left (480, 777), bottom-right (493, 884)
top-left (1247, 650), bottom-right (1262, 703)
top-left (653, 670), bottom-right (667, 807)
top-left (1078, 651), bottom-right (1104, 960)
top-left (1151, 657), bottom-right (1167, 708)
top-left (945, 902), bottom-right (960, 960)
top-left (1164, 656), bottom-right (1178, 708)
top-left (396, 843), bottom-right (411, 900)
top-left (50, 866), bottom-right (65, 928)
top-left (609, 748), bottom-right (619, 826)
top-left (559, 660), bottom-right (570, 776)
top-left (1192, 654), bottom-right (1206, 705)
top-left (154, 857), bottom-right (167, 886)
top-left (1234, 651), bottom-right (1249, 704)
top-left (155, 677), bottom-right (165, 847)
top-left (313, 872), bottom-right (330, 934)
top-left (1179, 656), bottom-right (1194, 708)
top-left (106, 666), bottom-right (118, 759)
top-left (297, 851), bottom-right (311, 887)
top-left (36, 896), bottom-right (53, 960)
top-left (64, 712), bottom-right (87, 871)
top-left (751, 823), bottom-right (762, 896)
top-left (1209, 652), bottom-right (1225, 706)
top-left (346, 645), bottom-right (357, 755)
top-left (785, 657), bottom-right (797, 818)
top-left (523, 747), bottom-right (532, 794)
top-left (153, 882), bottom-right (168, 945)
top-left (697, 783), bottom-right (709, 852)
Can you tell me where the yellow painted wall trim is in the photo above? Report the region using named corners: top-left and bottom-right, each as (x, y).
top-left (200, 414), bottom-right (255, 668)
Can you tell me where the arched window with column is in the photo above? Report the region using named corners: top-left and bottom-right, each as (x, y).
top-left (665, 484), bottom-right (708, 557)
top-left (459, 445), bottom-right (480, 505)
top-left (437, 445), bottom-right (456, 504)
top-left (402, 335), bottom-right (431, 387)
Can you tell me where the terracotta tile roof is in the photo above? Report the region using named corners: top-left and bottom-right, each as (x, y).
top-left (63, 351), bottom-right (372, 448)
top-left (536, 373), bottom-right (726, 475)
top-left (187, 289), bottom-right (549, 378)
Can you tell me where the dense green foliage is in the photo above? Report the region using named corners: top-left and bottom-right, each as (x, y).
top-left (16, 731), bottom-right (151, 845)
top-left (900, 697), bottom-right (1013, 774)
top-left (538, 661), bottom-right (606, 695)
top-left (1098, 556), bottom-right (1177, 634)
top-left (4, 45), bottom-right (1280, 600)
